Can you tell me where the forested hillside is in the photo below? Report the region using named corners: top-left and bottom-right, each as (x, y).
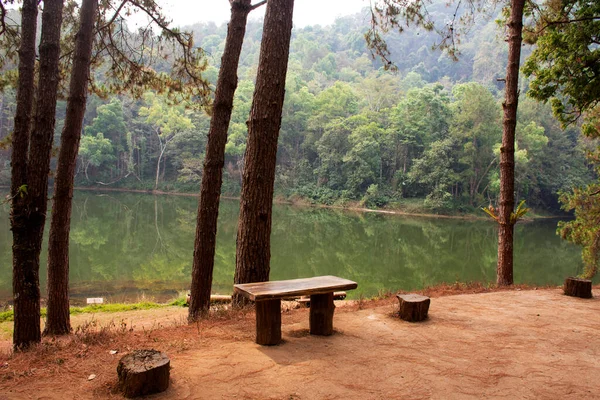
top-left (0, 7), bottom-right (594, 212)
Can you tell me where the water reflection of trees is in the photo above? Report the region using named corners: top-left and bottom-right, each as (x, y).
top-left (270, 208), bottom-right (500, 297)
top-left (0, 192), bottom-right (587, 301)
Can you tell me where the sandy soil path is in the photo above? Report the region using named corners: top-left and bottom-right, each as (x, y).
top-left (1, 288), bottom-right (598, 399)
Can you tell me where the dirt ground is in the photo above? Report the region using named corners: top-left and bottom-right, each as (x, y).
top-left (0, 287), bottom-right (599, 399)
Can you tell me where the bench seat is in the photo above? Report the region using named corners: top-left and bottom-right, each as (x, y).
top-left (234, 276), bottom-right (358, 345)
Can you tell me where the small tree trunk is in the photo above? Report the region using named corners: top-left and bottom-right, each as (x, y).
top-left (233, 0), bottom-right (294, 304)
top-left (189, 0), bottom-right (253, 321)
top-left (45, 0), bottom-right (97, 336)
top-left (497, 0), bottom-right (525, 287)
top-left (155, 144), bottom-right (163, 191)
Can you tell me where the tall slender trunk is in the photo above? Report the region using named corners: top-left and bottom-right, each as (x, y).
top-left (189, 0), bottom-right (253, 320)
top-left (12, 0), bottom-right (64, 350)
top-left (155, 145), bottom-right (162, 190)
top-left (45, 0), bottom-right (97, 336)
top-left (154, 135), bottom-right (173, 190)
top-left (497, 0), bottom-right (525, 286)
top-left (233, 0), bottom-right (294, 303)
top-left (10, 0), bottom-right (39, 350)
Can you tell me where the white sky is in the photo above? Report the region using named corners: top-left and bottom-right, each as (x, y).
top-left (145, 0), bottom-right (368, 29)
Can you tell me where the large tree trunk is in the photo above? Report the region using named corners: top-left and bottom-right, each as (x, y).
top-left (12, 0), bottom-right (64, 350)
top-left (497, 0), bottom-right (525, 286)
top-left (10, 0), bottom-right (39, 350)
top-left (189, 0), bottom-right (253, 321)
top-left (233, 0), bottom-right (294, 304)
top-left (45, 0), bottom-right (97, 336)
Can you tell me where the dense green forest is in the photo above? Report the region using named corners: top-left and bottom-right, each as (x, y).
top-left (0, 7), bottom-right (594, 213)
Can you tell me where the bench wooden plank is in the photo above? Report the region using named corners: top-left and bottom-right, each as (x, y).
top-left (233, 276), bottom-right (358, 301)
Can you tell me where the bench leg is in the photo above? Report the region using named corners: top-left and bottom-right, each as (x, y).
top-left (310, 293), bottom-right (334, 335)
top-left (255, 299), bottom-right (281, 345)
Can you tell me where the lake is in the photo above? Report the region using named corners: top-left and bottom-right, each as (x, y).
top-left (0, 190), bottom-right (588, 304)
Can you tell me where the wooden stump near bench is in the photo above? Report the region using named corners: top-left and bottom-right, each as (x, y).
top-left (396, 294), bottom-right (430, 322)
top-left (564, 277), bottom-right (593, 299)
top-left (117, 349), bottom-right (170, 398)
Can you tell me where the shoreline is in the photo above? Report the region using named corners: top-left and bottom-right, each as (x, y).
top-left (69, 185), bottom-right (566, 222)
top-left (1, 184), bottom-right (569, 221)
top-left (1, 282), bottom-right (597, 341)
top-left (0, 281), bottom-right (576, 330)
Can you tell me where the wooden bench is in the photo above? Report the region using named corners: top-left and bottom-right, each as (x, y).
top-left (234, 275), bottom-right (358, 345)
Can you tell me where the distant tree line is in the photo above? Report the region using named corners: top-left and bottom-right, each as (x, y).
top-left (1, 11), bottom-right (592, 214)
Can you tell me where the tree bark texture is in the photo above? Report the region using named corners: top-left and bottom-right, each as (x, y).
top-left (233, 0), bottom-right (294, 303)
top-left (497, 0), bottom-right (525, 287)
top-left (45, 0), bottom-right (98, 336)
top-left (189, 0), bottom-right (252, 321)
top-left (189, 0), bottom-right (253, 320)
top-left (10, 0), bottom-right (39, 350)
top-left (189, 0), bottom-right (251, 321)
top-left (12, 0), bottom-right (64, 349)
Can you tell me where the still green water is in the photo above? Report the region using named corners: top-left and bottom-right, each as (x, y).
top-left (0, 191), bottom-right (587, 304)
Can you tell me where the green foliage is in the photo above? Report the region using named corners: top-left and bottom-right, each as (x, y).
top-left (79, 133), bottom-right (115, 174)
top-left (0, 9), bottom-right (591, 215)
top-left (482, 200), bottom-right (529, 224)
top-left (450, 82), bottom-right (501, 206)
top-left (482, 204), bottom-right (499, 222)
top-left (0, 310), bottom-right (13, 323)
top-left (362, 184), bottom-right (391, 208)
top-left (17, 184), bottom-right (27, 198)
top-left (511, 200), bottom-right (530, 224)
top-left (558, 186), bottom-right (600, 279)
top-left (0, 302), bottom-right (165, 323)
top-left (522, 0), bottom-right (600, 278)
top-left (409, 138), bottom-right (459, 210)
top-left (84, 99), bottom-right (127, 147)
top-left (523, 0), bottom-right (600, 134)
top-left (138, 93), bottom-right (194, 137)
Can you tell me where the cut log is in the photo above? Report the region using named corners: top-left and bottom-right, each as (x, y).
top-left (564, 277), bottom-right (593, 299)
top-left (396, 294), bottom-right (430, 322)
top-left (310, 292), bottom-right (335, 335)
top-left (186, 293), bottom-right (232, 306)
top-left (210, 294), bottom-right (232, 303)
top-left (256, 299), bottom-right (281, 345)
top-left (117, 349), bottom-right (170, 398)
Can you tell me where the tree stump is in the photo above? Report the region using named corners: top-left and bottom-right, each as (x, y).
top-left (310, 292), bottom-right (335, 335)
top-left (564, 277), bottom-right (593, 299)
top-left (117, 350), bottom-right (170, 398)
top-left (256, 299), bottom-right (282, 345)
top-left (396, 294), bottom-right (430, 322)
